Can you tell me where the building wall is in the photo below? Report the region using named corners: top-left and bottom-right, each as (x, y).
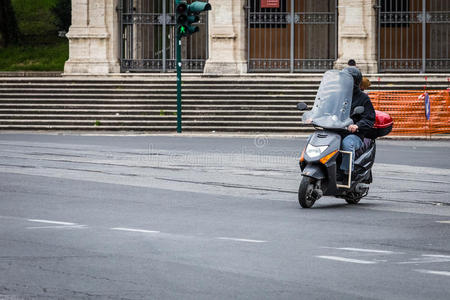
top-left (65, 0), bottom-right (120, 74)
top-left (65, 0), bottom-right (445, 74)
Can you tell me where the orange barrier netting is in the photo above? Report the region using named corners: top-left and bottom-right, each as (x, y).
top-left (368, 90), bottom-right (450, 136)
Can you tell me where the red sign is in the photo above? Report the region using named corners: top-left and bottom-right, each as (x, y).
top-left (261, 0), bottom-right (280, 9)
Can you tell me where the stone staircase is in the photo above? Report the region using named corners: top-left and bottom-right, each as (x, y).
top-left (0, 75), bottom-right (448, 133)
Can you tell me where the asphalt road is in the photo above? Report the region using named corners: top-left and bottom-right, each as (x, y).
top-left (0, 133), bottom-right (449, 300)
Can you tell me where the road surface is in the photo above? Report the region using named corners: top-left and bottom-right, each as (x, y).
top-left (0, 133), bottom-right (449, 299)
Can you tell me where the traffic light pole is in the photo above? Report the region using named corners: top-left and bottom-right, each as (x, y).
top-left (175, 0), bottom-right (211, 133)
top-left (176, 32), bottom-right (182, 133)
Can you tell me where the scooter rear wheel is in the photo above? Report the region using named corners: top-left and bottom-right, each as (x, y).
top-left (298, 176), bottom-right (315, 208)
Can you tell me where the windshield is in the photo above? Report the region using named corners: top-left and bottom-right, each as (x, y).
top-left (302, 70), bottom-right (354, 129)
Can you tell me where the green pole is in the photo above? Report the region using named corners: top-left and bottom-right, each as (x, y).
top-left (176, 30), bottom-right (182, 133)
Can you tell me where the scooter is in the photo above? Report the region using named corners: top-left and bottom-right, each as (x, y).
top-left (296, 70), bottom-right (378, 208)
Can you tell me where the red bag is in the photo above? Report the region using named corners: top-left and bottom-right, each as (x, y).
top-left (366, 110), bottom-right (393, 138)
top-left (374, 110), bottom-right (393, 129)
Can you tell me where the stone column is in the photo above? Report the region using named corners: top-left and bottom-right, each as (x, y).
top-left (64, 0), bottom-right (120, 74)
top-left (204, 0), bottom-right (247, 74)
top-left (334, 0), bottom-right (378, 73)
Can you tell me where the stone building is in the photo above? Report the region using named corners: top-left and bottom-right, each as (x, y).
top-left (64, 0), bottom-right (450, 75)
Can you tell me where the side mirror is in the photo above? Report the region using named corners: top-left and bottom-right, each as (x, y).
top-left (352, 106), bottom-right (364, 116)
top-left (297, 102), bottom-right (308, 111)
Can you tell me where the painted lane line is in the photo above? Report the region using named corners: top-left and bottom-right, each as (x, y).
top-left (26, 225), bottom-right (87, 230)
top-left (316, 256), bottom-right (377, 264)
top-left (397, 254), bottom-right (450, 264)
top-left (27, 219), bottom-right (77, 226)
top-left (111, 227), bottom-right (160, 234)
top-left (423, 254), bottom-right (450, 258)
top-left (335, 247), bottom-right (397, 254)
top-left (436, 221), bottom-right (450, 224)
top-left (217, 237), bottom-right (267, 243)
top-left (414, 269), bottom-right (450, 277)
top-left (398, 259), bottom-right (450, 264)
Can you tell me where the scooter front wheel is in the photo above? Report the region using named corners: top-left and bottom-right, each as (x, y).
top-left (298, 176), bottom-right (316, 208)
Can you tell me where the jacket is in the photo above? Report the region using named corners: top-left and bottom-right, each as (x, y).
top-left (345, 88), bottom-right (376, 141)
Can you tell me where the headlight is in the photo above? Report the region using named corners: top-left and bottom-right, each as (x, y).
top-left (305, 144), bottom-right (328, 158)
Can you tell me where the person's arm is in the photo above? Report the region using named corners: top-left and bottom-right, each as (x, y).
top-left (355, 96), bottom-right (375, 134)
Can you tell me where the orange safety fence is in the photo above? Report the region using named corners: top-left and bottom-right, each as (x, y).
top-left (368, 90), bottom-right (450, 136)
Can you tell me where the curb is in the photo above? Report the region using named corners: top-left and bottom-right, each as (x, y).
top-left (0, 130), bottom-right (449, 140)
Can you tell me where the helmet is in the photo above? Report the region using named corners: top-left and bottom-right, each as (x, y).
top-left (343, 66), bottom-right (362, 89)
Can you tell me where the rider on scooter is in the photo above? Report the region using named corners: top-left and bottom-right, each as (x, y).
top-left (339, 67), bottom-right (376, 179)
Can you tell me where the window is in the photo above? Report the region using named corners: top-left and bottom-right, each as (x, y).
top-left (380, 0), bottom-right (410, 27)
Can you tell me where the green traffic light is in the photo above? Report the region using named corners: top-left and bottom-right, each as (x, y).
top-left (176, 1), bottom-right (211, 37)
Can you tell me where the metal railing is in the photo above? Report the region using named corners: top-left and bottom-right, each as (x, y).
top-left (247, 0), bottom-right (337, 73)
top-left (377, 0), bottom-right (450, 73)
top-left (118, 0), bottom-right (208, 73)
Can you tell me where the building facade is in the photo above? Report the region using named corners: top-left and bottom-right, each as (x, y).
top-left (64, 0), bottom-right (450, 75)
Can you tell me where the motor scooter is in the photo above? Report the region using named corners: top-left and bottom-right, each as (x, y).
top-left (296, 70), bottom-right (377, 208)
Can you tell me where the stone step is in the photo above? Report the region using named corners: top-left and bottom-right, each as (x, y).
top-left (0, 124), bottom-right (313, 132)
top-left (0, 118), bottom-right (304, 123)
top-left (0, 99), bottom-right (313, 105)
top-left (0, 110), bottom-right (304, 116)
top-left (0, 111), bottom-right (300, 120)
top-left (0, 77), bottom-right (319, 82)
top-left (0, 88), bottom-right (318, 95)
top-left (0, 83), bottom-right (321, 88)
top-left (0, 85), bottom-right (446, 93)
top-left (0, 118), bottom-right (308, 132)
top-left (1, 75), bottom-right (446, 133)
top-left (0, 93), bottom-right (312, 100)
top-left (0, 79), bottom-right (446, 85)
top-left (1, 74), bottom-right (448, 81)
top-left (0, 103), bottom-right (305, 109)
top-left (0, 124), bottom-right (175, 131)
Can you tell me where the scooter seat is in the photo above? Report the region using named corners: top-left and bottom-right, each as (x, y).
top-left (355, 138), bottom-right (374, 159)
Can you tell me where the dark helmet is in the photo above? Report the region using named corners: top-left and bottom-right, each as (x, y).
top-left (343, 66), bottom-right (362, 89)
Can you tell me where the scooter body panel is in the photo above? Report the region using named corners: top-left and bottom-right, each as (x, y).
top-left (300, 130), bottom-right (376, 199)
top-left (301, 130), bottom-right (341, 195)
top-left (354, 142), bottom-right (376, 183)
top-left (302, 164), bottom-right (326, 179)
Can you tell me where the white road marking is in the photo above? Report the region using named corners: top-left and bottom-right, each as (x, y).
top-left (217, 237), bottom-right (267, 243)
top-left (26, 225), bottom-right (87, 230)
top-left (397, 254), bottom-right (450, 264)
top-left (436, 221), bottom-right (450, 224)
top-left (334, 247), bottom-right (397, 254)
top-left (423, 254), bottom-right (450, 258)
top-left (414, 269), bottom-right (450, 277)
top-left (316, 256), bottom-right (377, 264)
top-left (27, 219), bottom-right (76, 226)
top-left (111, 227), bottom-right (160, 234)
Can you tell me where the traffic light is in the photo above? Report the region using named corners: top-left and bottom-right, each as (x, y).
top-left (176, 1), bottom-right (188, 36)
top-left (175, 1), bottom-right (211, 37)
